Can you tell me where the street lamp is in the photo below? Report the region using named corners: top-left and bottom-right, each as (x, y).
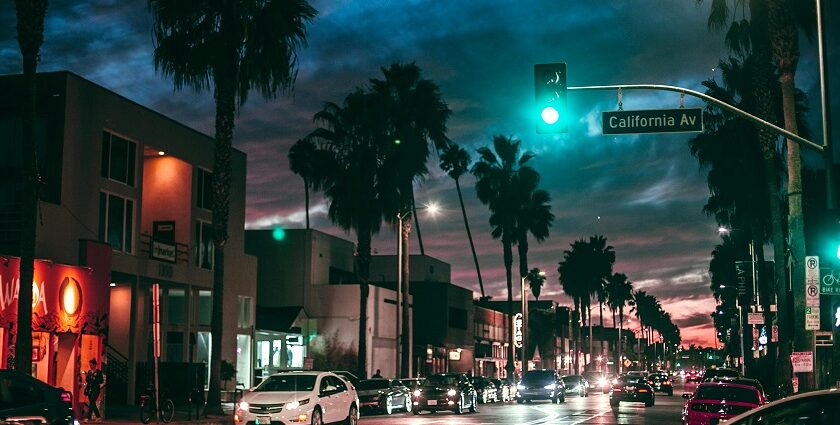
top-left (396, 202), bottom-right (441, 378)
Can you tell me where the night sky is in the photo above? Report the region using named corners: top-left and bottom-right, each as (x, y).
top-left (2, 1), bottom-right (838, 347)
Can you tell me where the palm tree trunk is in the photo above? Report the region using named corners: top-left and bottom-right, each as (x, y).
top-left (205, 69), bottom-right (236, 416)
top-left (572, 300), bottom-right (580, 375)
top-left (599, 301), bottom-right (604, 369)
top-left (503, 239), bottom-right (515, 379)
top-left (356, 226), bottom-right (373, 379)
top-left (619, 308), bottom-right (625, 374)
top-left (455, 178), bottom-right (485, 298)
top-left (304, 178), bottom-right (310, 229)
top-left (400, 217), bottom-right (411, 378)
top-left (410, 191), bottom-right (425, 256)
top-left (13, 0), bottom-right (47, 375)
top-left (588, 303), bottom-right (593, 368)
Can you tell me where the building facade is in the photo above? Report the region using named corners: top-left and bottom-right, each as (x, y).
top-left (0, 71), bottom-right (258, 407)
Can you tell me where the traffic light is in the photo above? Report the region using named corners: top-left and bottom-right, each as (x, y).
top-left (811, 208), bottom-right (840, 264)
top-left (534, 62), bottom-right (567, 133)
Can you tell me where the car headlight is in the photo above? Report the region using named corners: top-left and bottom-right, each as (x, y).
top-left (238, 401), bottom-right (250, 411)
top-left (543, 383), bottom-right (556, 390)
top-left (447, 389), bottom-right (457, 396)
top-left (285, 399), bottom-right (309, 410)
top-left (597, 378), bottom-right (607, 386)
top-left (516, 384), bottom-right (525, 390)
top-left (413, 389), bottom-right (421, 397)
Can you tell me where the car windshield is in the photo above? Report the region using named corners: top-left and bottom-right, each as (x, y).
top-left (522, 371), bottom-right (554, 384)
top-left (423, 375), bottom-right (459, 387)
top-left (695, 386), bottom-right (759, 404)
top-left (561, 376), bottom-right (580, 384)
top-left (357, 380), bottom-right (390, 390)
top-left (619, 376), bottom-right (646, 384)
top-left (256, 375), bottom-right (316, 392)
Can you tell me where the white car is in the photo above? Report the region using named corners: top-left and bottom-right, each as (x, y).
top-left (235, 371), bottom-right (359, 425)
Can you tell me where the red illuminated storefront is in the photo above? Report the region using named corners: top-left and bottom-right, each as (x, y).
top-left (0, 242), bottom-right (111, 414)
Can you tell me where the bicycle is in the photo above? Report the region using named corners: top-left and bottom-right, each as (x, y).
top-left (139, 386), bottom-right (175, 424)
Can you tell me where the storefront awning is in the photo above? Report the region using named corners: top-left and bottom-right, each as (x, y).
top-left (256, 306), bottom-right (304, 333)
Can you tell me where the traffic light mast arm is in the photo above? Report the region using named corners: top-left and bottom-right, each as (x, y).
top-left (569, 84), bottom-right (822, 153)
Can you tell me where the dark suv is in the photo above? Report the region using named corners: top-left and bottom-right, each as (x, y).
top-left (0, 369), bottom-right (75, 425)
top-left (515, 369), bottom-right (565, 404)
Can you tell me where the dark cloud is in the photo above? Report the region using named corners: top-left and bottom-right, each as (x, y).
top-left (4, 0), bottom-right (836, 346)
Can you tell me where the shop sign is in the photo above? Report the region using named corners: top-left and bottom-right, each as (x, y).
top-left (513, 313), bottom-right (523, 348)
top-left (152, 221), bottom-right (177, 263)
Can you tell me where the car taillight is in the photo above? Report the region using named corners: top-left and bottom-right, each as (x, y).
top-left (61, 391), bottom-right (72, 403)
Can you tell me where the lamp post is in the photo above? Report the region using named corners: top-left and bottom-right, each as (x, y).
top-left (396, 202), bottom-right (440, 378)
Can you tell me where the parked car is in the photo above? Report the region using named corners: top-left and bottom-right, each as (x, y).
top-left (470, 377), bottom-right (498, 404)
top-left (516, 369), bottom-right (566, 404)
top-left (411, 373), bottom-right (477, 415)
top-left (235, 371), bottom-right (359, 425)
top-left (489, 379), bottom-right (512, 402)
top-left (609, 375), bottom-right (655, 408)
top-left (561, 375), bottom-right (589, 397)
top-left (700, 367), bottom-right (739, 382)
top-left (723, 389), bottom-right (840, 424)
top-left (332, 370), bottom-right (361, 388)
top-left (647, 373), bottom-right (674, 396)
top-left (0, 369), bottom-right (76, 425)
top-left (681, 382), bottom-right (764, 425)
top-left (685, 369), bottom-right (702, 383)
top-left (356, 379), bottom-right (411, 415)
top-left (582, 371), bottom-right (611, 393)
top-left (704, 377), bottom-right (765, 400)
top-left (399, 378), bottom-right (423, 392)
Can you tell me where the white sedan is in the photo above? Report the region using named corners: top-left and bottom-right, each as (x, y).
top-left (235, 371), bottom-right (359, 425)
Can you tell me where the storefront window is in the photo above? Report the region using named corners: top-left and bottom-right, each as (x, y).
top-left (236, 334), bottom-right (251, 389)
top-left (166, 331), bottom-right (183, 362)
top-left (168, 289), bottom-right (186, 325)
top-left (196, 290), bottom-right (212, 326)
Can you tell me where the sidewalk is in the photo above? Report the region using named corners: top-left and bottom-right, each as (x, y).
top-left (96, 403), bottom-right (235, 425)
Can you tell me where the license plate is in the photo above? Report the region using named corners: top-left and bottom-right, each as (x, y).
top-left (427, 400), bottom-right (437, 406)
top-left (256, 416), bottom-right (271, 424)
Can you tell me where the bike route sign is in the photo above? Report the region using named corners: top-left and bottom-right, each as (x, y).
top-left (820, 267), bottom-right (840, 295)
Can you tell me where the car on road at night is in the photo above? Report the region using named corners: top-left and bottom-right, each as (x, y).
top-left (399, 378), bottom-right (423, 392)
top-left (0, 369), bottom-right (76, 425)
top-left (704, 377), bottom-right (765, 399)
top-left (685, 369), bottom-right (703, 383)
top-left (723, 389), bottom-right (840, 424)
top-left (516, 369), bottom-right (566, 404)
top-left (700, 367), bottom-right (739, 382)
top-left (582, 371), bottom-right (612, 393)
top-left (411, 373), bottom-right (477, 415)
top-left (681, 382), bottom-right (764, 425)
top-left (647, 372), bottom-right (674, 396)
top-left (355, 379), bottom-right (411, 415)
top-left (470, 376), bottom-right (498, 403)
top-left (609, 375), bottom-right (655, 408)
top-left (235, 371), bottom-right (359, 425)
top-left (561, 375), bottom-right (589, 397)
top-left (490, 378), bottom-right (512, 402)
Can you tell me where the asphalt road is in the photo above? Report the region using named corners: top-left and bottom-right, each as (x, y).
top-left (359, 381), bottom-right (692, 425)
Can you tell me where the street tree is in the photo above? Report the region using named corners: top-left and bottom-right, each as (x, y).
top-left (605, 272), bottom-right (633, 371)
top-left (288, 138), bottom-right (317, 229)
top-left (149, 0), bottom-right (316, 412)
top-left (526, 268), bottom-right (546, 300)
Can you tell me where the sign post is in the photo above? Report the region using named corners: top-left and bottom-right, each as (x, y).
top-left (602, 108), bottom-right (703, 135)
top-left (152, 283), bottom-right (161, 422)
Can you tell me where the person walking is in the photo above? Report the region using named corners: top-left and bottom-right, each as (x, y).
top-left (84, 359), bottom-right (105, 422)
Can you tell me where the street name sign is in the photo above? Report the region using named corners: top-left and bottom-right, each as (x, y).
top-left (602, 108), bottom-right (703, 135)
top-left (791, 351), bottom-right (813, 373)
top-left (805, 256), bottom-right (820, 307)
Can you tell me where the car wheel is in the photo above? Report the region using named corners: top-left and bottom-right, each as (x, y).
top-left (345, 405), bottom-right (358, 425)
top-left (384, 396), bottom-right (393, 415)
top-left (404, 395), bottom-right (412, 412)
top-left (311, 408), bottom-right (323, 425)
top-left (469, 394), bottom-right (478, 413)
top-left (455, 395), bottom-right (464, 415)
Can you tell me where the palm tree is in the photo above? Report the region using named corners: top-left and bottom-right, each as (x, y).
top-left (526, 268), bottom-right (546, 300)
top-left (369, 62), bottom-right (451, 257)
top-left (306, 90), bottom-right (389, 379)
top-left (605, 273), bottom-right (633, 372)
top-left (288, 138), bottom-right (317, 229)
top-left (149, 0), bottom-right (316, 413)
top-left (13, 0), bottom-right (48, 375)
top-left (558, 235), bottom-right (614, 373)
top-left (472, 135), bottom-right (537, 378)
top-left (439, 143), bottom-right (485, 298)
top-left (515, 177), bottom-right (554, 288)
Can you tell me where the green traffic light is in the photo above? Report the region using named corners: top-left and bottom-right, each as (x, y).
top-left (541, 106), bottom-right (559, 125)
top-left (835, 244), bottom-right (840, 260)
top-left (272, 227), bottom-right (286, 241)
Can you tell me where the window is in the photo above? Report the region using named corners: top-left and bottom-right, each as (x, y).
top-left (195, 221), bottom-right (214, 269)
top-left (166, 331), bottom-right (184, 362)
top-left (196, 168), bottom-right (213, 210)
top-left (449, 307), bottom-right (468, 330)
top-left (99, 192), bottom-right (134, 253)
top-left (196, 290), bottom-right (212, 326)
top-left (237, 296), bottom-right (253, 328)
top-left (168, 289), bottom-right (186, 325)
top-left (100, 131), bottom-right (136, 186)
